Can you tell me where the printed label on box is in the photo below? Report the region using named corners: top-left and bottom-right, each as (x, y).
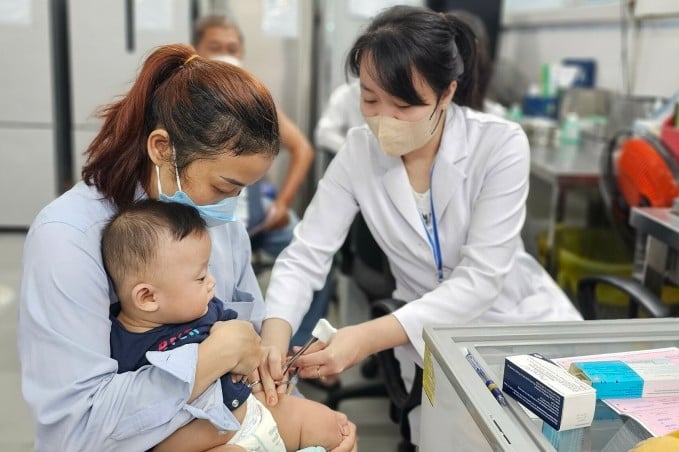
top-left (570, 359), bottom-right (679, 399)
top-left (503, 354), bottom-right (596, 431)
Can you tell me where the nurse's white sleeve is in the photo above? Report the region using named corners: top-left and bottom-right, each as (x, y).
top-left (18, 222), bottom-right (212, 451)
top-left (314, 83), bottom-right (356, 154)
top-left (265, 144), bottom-right (360, 332)
top-left (393, 129), bottom-right (531, 359)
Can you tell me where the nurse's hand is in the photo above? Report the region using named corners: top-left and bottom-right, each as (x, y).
top-left (292, 325), bottom-right (368, 379)
top-left (258, 344), bottom-right (288, 406)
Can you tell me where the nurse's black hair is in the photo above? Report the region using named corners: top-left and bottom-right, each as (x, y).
top-left (347, 5), bottom-right (480, 110)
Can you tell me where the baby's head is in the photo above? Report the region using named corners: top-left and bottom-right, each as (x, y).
top-left (102, 200), bottom-right (215, 325)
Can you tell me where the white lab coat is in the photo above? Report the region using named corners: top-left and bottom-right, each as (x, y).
top-left (314, 81), bottom-right (363, 154)
top-left (266, 104), bottom-right (581, 439)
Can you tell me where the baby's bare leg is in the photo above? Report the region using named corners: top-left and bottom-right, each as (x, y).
top-left (205, 444), bottom-right (246, 452)
top-left (253, 392), bottom-right (347, 450)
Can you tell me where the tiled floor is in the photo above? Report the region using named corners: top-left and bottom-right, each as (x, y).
top-left (0, 233), bottom-right (400, 451)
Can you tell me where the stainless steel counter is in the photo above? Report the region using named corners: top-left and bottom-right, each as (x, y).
top-left (529, 140), bottom-right (605, 272)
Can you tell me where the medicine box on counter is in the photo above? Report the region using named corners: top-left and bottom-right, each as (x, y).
top-left (503, 353), bottom-right (596, 431)
top-left (569, 359), bottom-right (679, 399)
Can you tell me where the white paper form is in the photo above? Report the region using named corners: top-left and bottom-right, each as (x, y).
top-left (555, 347), bottom-right (679, 436)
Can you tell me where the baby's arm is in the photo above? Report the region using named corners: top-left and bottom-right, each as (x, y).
top-left (253, 392), bottom-right (348, 451)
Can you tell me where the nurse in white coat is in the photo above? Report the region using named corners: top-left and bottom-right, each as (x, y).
top-left (314, 80), bottom-right (362, 154)
top-left (258, 5), bottom-right (581, 442)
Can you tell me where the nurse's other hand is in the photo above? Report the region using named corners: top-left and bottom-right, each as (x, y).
top-left (207, 320), bottom-right (262, 376)
top-left (329, 419), bottom-right (358, 452)
top-left (259, 344), bottom-right (287, 406)
top-left (293, 326), bottom-right (367, 379)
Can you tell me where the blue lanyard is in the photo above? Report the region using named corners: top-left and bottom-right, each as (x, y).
top-left (420, 168), bottom-right (444, 282)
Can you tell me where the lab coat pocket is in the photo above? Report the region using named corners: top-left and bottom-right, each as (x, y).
top-left (221, 288), bottom-right (255, 320)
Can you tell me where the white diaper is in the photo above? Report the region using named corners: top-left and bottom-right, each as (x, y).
top-left (227, 394), bottom-right (286, 451)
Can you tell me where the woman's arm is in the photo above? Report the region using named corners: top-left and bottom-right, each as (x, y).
top-left (152, 419), bottom-right (235, 452)
top-left (292, 314), bottom-right (409, 379)
top-left (263, 110), bottom-right (314, 230)
top-left (260, 139), bottom-right (361, 405)
top-left (264, 138), bottom-right (360, 336)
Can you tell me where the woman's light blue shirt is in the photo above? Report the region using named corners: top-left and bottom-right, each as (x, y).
top-left (18, 181), bottom-right (264, 451)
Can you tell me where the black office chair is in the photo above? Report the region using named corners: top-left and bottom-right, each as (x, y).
top-left (577, 275), bottom-right (670, 319)
top-left (325, 213), bottom-right (418, 452)
top-left (371, 298), bottom-right (422, 452)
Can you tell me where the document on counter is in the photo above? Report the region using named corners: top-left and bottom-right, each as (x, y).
top-left (553, 347), bottom-right (679, 436)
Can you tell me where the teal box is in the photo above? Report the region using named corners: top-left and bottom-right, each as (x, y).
top-left (569, 361), bottom-right (643, 399)
top-left (542, 423), bottom-right (584, 452)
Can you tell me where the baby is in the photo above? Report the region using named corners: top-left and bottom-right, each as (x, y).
top-left (102, 199), bottom-right (349, 451)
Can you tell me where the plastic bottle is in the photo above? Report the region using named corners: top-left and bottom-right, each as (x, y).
top-left (560, 112), bottom-right (581, 147)
top-left (507, 103), bottom-right (523, 123)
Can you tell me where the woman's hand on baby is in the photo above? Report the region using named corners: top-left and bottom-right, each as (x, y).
top-left (207, 320), bottom-right (262, 376)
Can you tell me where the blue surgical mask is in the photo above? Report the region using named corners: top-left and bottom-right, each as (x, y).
top-left (155, 156), bottom-right (237, 227)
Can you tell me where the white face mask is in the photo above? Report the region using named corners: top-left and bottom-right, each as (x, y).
top-left (365, 106), bottom-right (444, 157)
top-left (212, 54), bottom-right (242, 67)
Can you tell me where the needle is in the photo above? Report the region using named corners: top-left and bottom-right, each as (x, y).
top-left (247, 319), bottom-right (337, 392)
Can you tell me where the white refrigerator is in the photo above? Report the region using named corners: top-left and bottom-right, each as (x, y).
top-left (0, 0), bottom-right (195, 228)
top-left (0, 0), bottom-right (59, 228)
top-left (69, 0), bottom-right (195, 181)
